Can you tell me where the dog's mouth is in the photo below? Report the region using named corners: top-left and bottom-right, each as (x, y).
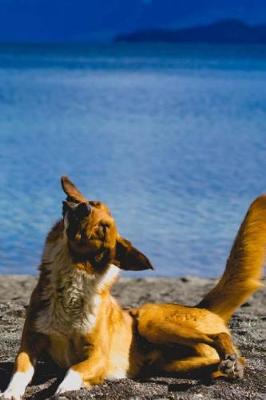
top-left (63, 201), bottom-right (116, 265)
top-left (68, 233), bottom-right (115, 269)
top-left (70, 234), bottom-right (106, 254)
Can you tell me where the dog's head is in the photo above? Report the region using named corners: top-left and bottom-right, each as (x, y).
top-left (61, 176), bottom-right (153, 272)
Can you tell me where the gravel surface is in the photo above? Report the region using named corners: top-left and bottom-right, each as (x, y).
top-left (0, 275), bottom-right (265, 399)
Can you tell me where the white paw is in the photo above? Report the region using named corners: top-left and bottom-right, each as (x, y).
top-left (55, 369), bottom-right (83, 395)
top-left (2, 367), bottom-right (34, 400)
top-left (1, 388), bottom-right (22, 400)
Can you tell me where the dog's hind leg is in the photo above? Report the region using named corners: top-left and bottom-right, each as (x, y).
top-left (160, 356), bottom-right (220, 377)
top-left (133, 305), bottom-right (245, 380)
top-left (162, 343), bottom-right (219, 376)
top-left (209, 332), bottom-right (245, 380)
top-left (134, 309), bottom-right (218, 348)
top-left (161, 336), bottom-right (244, 380)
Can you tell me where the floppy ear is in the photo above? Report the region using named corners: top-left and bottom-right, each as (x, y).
top-left (114, 237), bottom-right (154, 271)
top-left (61, 176), bottom-right (87, 203)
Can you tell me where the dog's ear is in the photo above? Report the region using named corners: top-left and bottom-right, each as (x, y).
top-left (61, 176), bottom-right (87, 203)
top-left (114, 236), bottom-right (154, 271)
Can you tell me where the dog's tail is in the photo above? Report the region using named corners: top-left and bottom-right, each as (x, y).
top-left (198, 195), bottom-right (266, 322)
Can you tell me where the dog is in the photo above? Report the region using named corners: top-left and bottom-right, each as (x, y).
top-left (2, 176), bottom-right (265, 399)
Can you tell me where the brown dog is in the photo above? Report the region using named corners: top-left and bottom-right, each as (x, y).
top-left (2, 177), bottom-right (265, 399)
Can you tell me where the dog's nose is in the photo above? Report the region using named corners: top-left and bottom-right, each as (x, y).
top-left (76, 202), bottom-right (91, 219)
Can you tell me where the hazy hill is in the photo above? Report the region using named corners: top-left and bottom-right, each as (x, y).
top-left (0, 0), bottom-right (266, 43)
top-left (115, 19), bottom-right (266, 44)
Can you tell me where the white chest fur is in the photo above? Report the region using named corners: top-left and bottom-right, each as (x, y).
top-left (34, 232), bottom-right (120, 336)
top-left (34, 240), bottom-right (121, 337)
top-left (35, 268), bottom-right (101, 335)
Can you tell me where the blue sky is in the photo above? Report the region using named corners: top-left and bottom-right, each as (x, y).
top-left (0, 0), bottom-right (265, 43)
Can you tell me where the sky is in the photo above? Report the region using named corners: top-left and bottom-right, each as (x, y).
top-left (0, 0), bottom-right (266, 43)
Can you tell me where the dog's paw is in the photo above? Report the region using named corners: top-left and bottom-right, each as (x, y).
top-left (55, 369), bottom-right (83, 396)
top-left (1, 389), bottom-right (22, 400)
top-left (218, 354), bottom-right (244, 380)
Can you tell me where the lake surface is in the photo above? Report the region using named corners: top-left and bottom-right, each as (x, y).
top-left (0, 43), bottom-right (266, 277)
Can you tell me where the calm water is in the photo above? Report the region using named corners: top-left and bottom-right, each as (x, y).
top-left (1, 44), bottom-right (266, 277)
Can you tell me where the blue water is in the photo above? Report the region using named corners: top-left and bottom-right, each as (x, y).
top-left (1, 44), bottom-right (266, 277)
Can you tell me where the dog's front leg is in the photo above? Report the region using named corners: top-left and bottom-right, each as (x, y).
top-left (2, 351), bottom-right (34, 400)
top-left (56, 350), bottom-right (107, 395)
top-left (2, 332), bottom-right (46, 400)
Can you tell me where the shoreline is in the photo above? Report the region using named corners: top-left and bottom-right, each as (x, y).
top-left (0, 275), bottom-right (265, 399)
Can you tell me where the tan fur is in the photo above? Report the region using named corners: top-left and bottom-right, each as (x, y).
top-left (198, 195), bottom-right (266, 321)
top-left (3, 178), bottom-right (265, 399)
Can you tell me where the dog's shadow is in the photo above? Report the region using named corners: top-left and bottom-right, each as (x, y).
top-left (0, 361), bottom-right (13, 392)
top-left (1, 360), bottom-right (215, 399)
top-left (140, 377), bottom-right (196, 392)
top-left (138, 372), bottom-right (215, 394)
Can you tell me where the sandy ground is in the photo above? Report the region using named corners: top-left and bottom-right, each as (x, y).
top-left (0, 275), bottom-right (265, 399)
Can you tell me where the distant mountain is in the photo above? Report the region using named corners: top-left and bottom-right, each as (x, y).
top-left (115, 19), bottom-right (266, 44)
top-left (1, 1), bottom-right (266, 43)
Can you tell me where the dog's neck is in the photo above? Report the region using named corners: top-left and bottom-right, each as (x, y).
top-left (41, 230), bottom-right (120, 293)
top-left (36, 232), bottom-right (121, 336)
top-left (69, 246), bottom-right (115, 275)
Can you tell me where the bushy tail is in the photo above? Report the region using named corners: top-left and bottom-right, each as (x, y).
top-left (198, 195), bottom-right (266, 322)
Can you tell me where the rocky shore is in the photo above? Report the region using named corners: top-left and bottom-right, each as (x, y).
top-left (0, 275), bottom-right (265, 399)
